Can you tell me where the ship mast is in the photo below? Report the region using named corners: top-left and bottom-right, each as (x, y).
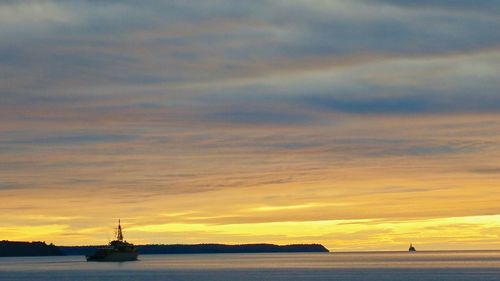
top-left (116, 219), bottom-right (124, 241)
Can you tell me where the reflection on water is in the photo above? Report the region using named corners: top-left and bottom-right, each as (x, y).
top-left (1, 251), bottom-right (500, 281)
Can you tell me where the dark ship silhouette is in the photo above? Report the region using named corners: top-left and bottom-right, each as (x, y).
top-left (408, 243), bottom-right (416, 252)
top-left (86, 220), bottom-right (138, 262)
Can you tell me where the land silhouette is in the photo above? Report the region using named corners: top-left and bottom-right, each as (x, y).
top-left (0, 241), bottom-right (328, 257)
top-left (0, 241), bottom-right (62, 257)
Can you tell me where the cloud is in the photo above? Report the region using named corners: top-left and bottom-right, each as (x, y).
top-left (0, 182), bottom-right (23, 190)
top-left (300, 92), bottom-right (500, 115)
top-left (301, 95), bottom-right (430, 114)
top-left (1, 1), bottom-right (500, 248)
top-left (469, 167), bottom-right (500, 174)
top-left (0, 134), bottom-right (134, 146)
top-left (206, 109), bottom-right (314, 125)
top-left (2, 0), bottom-right (499, 100)
top-left (0, 1), bottom-right (73, 26)
top-left (194, 49), bottom-right (500, 116)
top-left (369, 0), bottom-right (500, 14)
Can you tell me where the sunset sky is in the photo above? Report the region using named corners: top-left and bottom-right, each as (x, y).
top-left (1, 0), bottom-right (500, 251)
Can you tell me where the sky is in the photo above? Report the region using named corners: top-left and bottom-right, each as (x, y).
top-left (1, 0), bottom-right (500, 251)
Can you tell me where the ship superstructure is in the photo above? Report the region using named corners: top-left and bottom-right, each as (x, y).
top-left (86, 220), bottom-right (138, 262)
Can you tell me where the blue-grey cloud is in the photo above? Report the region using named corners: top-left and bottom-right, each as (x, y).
top-left (301, 95), bottom-right (430, 114)
top-left (299, 92), bottom-right (500, 115)
top-left (0, 134), bottom-right (134, 146)
top-left (2, 0), bottom-right (499, 96)
top-left (0, 182), bottom-right (24, 190)
top-left (206, 109), bottom-right (314, 125)
top-left (370, 0), bottom-right (500, 13)
top-left (1, 1), bottom-right (499, 167)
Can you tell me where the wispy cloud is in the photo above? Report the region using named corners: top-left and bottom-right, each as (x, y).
top-left (0, 134), bottom-right (134, 146)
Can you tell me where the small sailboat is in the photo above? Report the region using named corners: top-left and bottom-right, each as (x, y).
top-left (408, 243), bottom-right (416, 252)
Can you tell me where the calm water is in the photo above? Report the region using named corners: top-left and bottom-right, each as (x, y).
top-left (1, 251), bottom-right (500, 281)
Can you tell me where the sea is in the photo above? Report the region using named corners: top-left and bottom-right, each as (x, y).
top-left (1, 251), bottom-right (500, 281)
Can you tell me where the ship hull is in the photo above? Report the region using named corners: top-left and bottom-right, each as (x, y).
top-left (86, 252), bottom-right (138, 262)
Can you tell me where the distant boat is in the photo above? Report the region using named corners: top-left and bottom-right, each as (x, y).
top-left (408, 243), bottom-right (416, 252)
top-left (86, 220), bottom-right (138, 262)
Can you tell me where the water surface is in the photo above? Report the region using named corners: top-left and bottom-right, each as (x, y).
top-left (1, 251), bottom-right (500, 281)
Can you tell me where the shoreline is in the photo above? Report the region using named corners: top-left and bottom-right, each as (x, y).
top-left (1, 242), bottom-right (329, 257)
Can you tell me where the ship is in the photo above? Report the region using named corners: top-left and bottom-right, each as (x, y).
top-left (408, 243), bottom-right (416, 252)
top-left (86, 220), bottom-right (138, 262)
